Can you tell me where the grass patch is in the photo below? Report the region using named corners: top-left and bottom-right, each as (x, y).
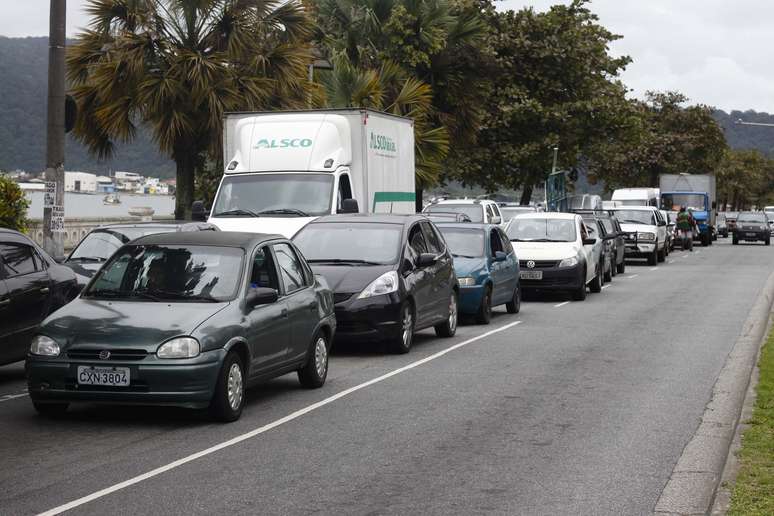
top-left (728, 325), bottom-right (774, 515)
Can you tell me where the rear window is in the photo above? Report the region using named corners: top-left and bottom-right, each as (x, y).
top-left (424, 204), bottom-right (484, 223)
top-left (437, 228), bottom-right (485, 258)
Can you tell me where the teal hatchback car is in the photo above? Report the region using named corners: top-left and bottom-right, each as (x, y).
top-left (25, 232), bottom-right (335, 422)
top-left (435, 223), bottom-right (520, 324)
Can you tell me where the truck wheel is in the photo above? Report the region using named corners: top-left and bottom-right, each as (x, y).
top-left (657, 247), bottom-right (665, 262)
top-left (647, 249), bottom-right (657, 265)
top-left (701, 232), bottom-right (710, 247)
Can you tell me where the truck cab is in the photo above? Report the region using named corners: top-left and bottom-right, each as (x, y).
top-left (202, 110), bottom-right (416, 238)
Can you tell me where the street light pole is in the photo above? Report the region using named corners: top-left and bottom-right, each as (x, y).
top-left (43, 0), bottom-right (66, 259)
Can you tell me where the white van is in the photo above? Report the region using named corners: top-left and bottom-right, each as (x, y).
top-left (201, 109), bottom-right (416, 237)
top-left (611, 188), bottom-right (660, 208)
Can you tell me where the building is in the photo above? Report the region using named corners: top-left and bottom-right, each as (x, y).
top-left (114, 171), bottom-right (145, 192)
top-left (96, 175), bottom-right (115, 193)
top-left (65, 171), bottom-right (97, 193)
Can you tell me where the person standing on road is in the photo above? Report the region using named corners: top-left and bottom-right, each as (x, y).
top-left (676, 205), bottom-right (695, 251)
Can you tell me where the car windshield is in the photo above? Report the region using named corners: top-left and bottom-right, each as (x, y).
top-left (84, 244), bottom-right (244, 302)
top-left (737, 213), bottom-right (767, 223)
top-left (661, 193), bottom-right (706, 212)
top-left (506, 218), bottom-right (577, 242)
top-left (212, 173), bottom-right (334, 217)
top-left (424, 204), bottom-right (484, 223)
top-left (613, 210), bottom-right (656, 225)
top-left (68, 227), bottom-right (176, 262)
top-left (437, 228), bottom-right (485, 258)
top-left (500, 207), bottom-right (536, 221)
top-left (293, 222), bottom-right (403, 265)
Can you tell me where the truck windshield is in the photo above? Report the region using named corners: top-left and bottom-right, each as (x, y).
top-left (212, 173), bottom-right (334, 217)
top-left (661, 193), bottom-right (706, 211)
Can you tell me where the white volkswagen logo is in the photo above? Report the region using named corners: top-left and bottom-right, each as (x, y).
top-left (526, 260), bottom-right (536, 269)
top-left (98, 350), bottom-right (111, 360)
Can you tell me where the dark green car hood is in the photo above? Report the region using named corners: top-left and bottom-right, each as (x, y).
top-left (40, 298), bottom-right (230, 352)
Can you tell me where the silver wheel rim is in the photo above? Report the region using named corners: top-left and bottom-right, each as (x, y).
top-left (227, 362), bottom-right (243, 411)
top-left (314, 337), bottom-right (327, 378)
top-left (449, 294), bottom-right (458, 331)
top-left (402, 309), bottom-right (413, 347)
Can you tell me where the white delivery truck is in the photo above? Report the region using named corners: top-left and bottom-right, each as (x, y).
top-left (198, 109), bottom-right (416, 237)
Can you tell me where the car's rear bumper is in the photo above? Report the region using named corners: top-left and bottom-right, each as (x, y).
top-left (26, 350), bottom-right (224, 409)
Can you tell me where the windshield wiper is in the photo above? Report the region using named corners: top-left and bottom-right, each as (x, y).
top-left (306, 258), bottom-right (383, 265)
top-left (258, 208), bottom-right (309, 217)
top-left (84, 289), bottom-right (160, 301)
top-left (212, 208), bottom-right (260, 218)
top-left (68, 256), bottom-right (106, 263)
top-left (146, 290), bottom-right (220, 302)
top-left (452, 253), bottom-right (478, 259)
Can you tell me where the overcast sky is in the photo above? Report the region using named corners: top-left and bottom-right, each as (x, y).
top-left (2, 0), bottom-right (773, 113)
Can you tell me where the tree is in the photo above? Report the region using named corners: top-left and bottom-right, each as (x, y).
top-left (67, 0), bottom-right (314, 219)
top-left (716, 149), bottom-right (774, 210)
top-left (0, 175), bottom-right (29, 232)
top-left (454, 0), bottom-right (632, 204)
top-left (588, 92), bottom-right (728, 190)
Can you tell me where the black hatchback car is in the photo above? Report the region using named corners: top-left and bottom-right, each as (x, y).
top-left (1, 229), bottom-right (78, 365)
top-left (293, 214), bottom-right (458, 354)
top-left (26, 232), bottom-right (335, 421)
top-left (733, 212), bottom-right (771, 245)
top-left (63, 221), bottom-right (218, 289)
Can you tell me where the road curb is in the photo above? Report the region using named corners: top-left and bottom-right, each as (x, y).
top-left (654, 269), bottom-right (774, 515)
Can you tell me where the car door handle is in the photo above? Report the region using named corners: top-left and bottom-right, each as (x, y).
top-left (40, 287), bottom-right (50, 294)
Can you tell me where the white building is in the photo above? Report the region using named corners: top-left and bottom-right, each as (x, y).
top-left (114, 171), bottom-right (145, 192)
top-left (65, 171), bottom-right (97, 193)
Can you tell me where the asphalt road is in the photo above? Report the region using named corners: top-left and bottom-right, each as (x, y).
top-left (0, 237), bottom-right (771, 515)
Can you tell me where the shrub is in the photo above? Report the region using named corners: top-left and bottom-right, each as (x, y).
top-left (0, 175), bottom-right (30, 232)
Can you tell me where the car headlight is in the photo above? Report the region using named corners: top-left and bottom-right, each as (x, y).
top-left (157, 337), bottom-right (200, 359)
top-left (458, 276), bottom-right (476, 287)
top-left (638, 232), bottom-right (656, 241)
top-left (30, 335), bottom-right (60, 357)
top-left (357, 271), bottom-right (399, 299)
top-left (760, 225), bottom-right (767, 230)
top-left (558, 256), bottom-right (578, 268)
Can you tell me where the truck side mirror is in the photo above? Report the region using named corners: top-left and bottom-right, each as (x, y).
top-left (339, 198), bottom-right (359, 214)
top-left (191, 200), bottom-right (208, 222)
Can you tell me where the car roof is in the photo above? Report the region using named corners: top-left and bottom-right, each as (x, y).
top-left (430, 199), bottom-right (489, 205)
top-left (96, 221), bottom-right (214, 230)
top-left (434, 223), bottom-right (495, 230)
top-left (310, 213), bottom-right (426, 225)
top-left (512, 212), bottom-right (578, 220)
top-left (0, 227), bottom-right (34, 243)
top-left (131, 231), bottom-right (282, 248)
top-left (610, 205), bottom-right (658, 212)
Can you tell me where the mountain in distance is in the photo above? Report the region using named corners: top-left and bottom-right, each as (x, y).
top-left (1, 36), bottom-right (773, 181)
top-left (0, 36), bottom-right (174, 178)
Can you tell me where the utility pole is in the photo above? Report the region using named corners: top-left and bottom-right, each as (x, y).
top-left (43, 0), bottom-right (66, 259)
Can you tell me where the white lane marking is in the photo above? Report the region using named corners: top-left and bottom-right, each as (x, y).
top-left (649, 267), bottom-right (658, 271)
top-left (554, 301), bottom-right (570, 308)
top-left (696, 250), bottom-right (702, 254)
top-left (668, 260), bottom-right (675, 264)
top-left (37, 320), bottom-right (524, 516)
top-left (628, 274), bottom-right (639, 279)
top-left (601, 285), bottom-right (610, 290)
top-left (0, 392), bottom-right (28, 403)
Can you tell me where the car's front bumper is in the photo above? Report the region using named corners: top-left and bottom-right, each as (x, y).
top-left (333, 293), bottom-right (403, 343)
top-left (26, 349), bottom-right (225, 409)
top-left (737, 229), bottom-right (768, 241)
top-left (459, 284), bottom-right (486, 314)
top-left (519, 264), bottom-right (583, 291)
top-left (624, 241), bottom-right (656, 257)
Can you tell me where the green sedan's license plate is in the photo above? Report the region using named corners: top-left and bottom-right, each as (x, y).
top-left (77, 366), bottom-right (130, 387)
top-left (520, 270), bottom-right (542, 280)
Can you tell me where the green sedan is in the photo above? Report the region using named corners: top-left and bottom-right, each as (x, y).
top-left (25, 232), bottom-right (336, 422)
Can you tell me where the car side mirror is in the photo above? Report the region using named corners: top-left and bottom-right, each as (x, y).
top-left (417, 253), bottom-right (437, 267)
top-left (339, 198), bottom-right (359, 214)
top-left (582, 238), bottom-right (597, 245)
top-left (191, 200), bottom-right (208, 222)
top-left (246, 287), bottom-right (278, 309)
top-left (494, 251), bottom-right (507, 262)
top-left (491, 215), bottom-right (502, 225)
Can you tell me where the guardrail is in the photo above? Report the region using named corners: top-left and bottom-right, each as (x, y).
top-left (27, 215), bottom-right (175, 251)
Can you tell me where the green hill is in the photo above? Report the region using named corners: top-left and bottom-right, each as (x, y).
top-left (0, 36), bottom-right (174, 178)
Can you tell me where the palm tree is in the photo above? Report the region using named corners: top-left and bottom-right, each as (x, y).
top-left (67, 0), bottom-right (314, 218)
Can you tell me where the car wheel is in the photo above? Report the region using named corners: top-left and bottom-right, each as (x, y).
top-left (766, 237), bottom-right (771, 246)
top-left (616, 259), bottom-right (625, 274)
top-left (435, 291), bottom-right (458, 338)
top-left (647, 249), bottom-right (657, 265)
top-left (733, 236), bottom-right (739, 245)
top-left (657, 247), bottom-right (665, 262)
top-left (298, 332), bottom-right (329, 388)
top-left (391, 303), bottom-right (415, 354)
top-left (209, 351), bottom-right (245, 422)
top-left (589, 265), bottom-right (602, 293)
top-left (32, 402), bottom-right (68, 417)
top-left (475, 286), bottom-right (493, 325)
top-left (506, 286), bottom-right (520, 314)
top-left (604, 259), bottom-right (613, 282)
top-left (701, 232), bottom-right (710, 247)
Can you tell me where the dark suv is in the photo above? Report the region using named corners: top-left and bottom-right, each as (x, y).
top-left (733, 212), bottom-right (771, 245)
top-left (294, 214), bottom-right (458, 353)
